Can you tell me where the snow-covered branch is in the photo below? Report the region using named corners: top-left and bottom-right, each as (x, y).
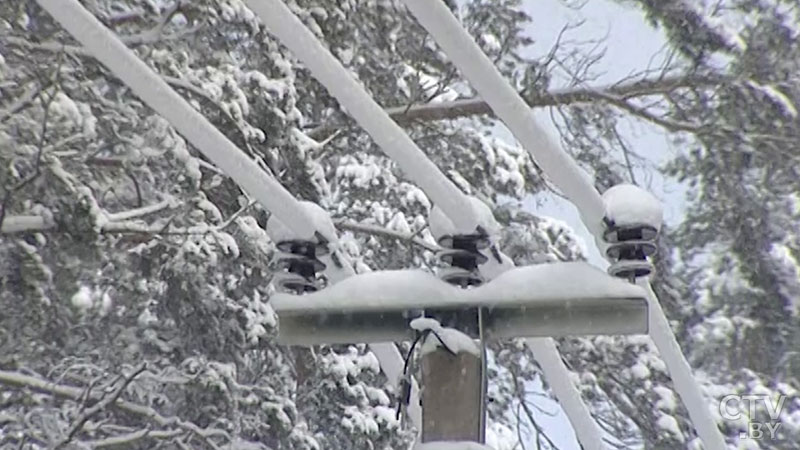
top-left (0, 215), bottom-right (54, 233)
top-left (0, 368), bottom-right (230, 448)
top-left (2, 26), bottom-right (198, 55)
top-left (84, 428), bottom-right (183, 448)
top-left (55, 363), bottom-right (148, 449)
top-left (104, 198), bottom-right (177, 222)
top-left (335, 219), bottom-right (439, 252)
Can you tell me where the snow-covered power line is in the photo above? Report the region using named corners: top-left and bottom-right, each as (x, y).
top-left (398, 1), bottom-right (727, 448)
top-left (244, 1), bottom-right (610, 447)
top-left (35, 0), bottom-right (421, 430)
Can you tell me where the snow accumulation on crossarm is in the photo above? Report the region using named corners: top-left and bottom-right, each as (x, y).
top-left (414, 442), bottom-right (495, 450)
top-left (271, 262), bottom-right (646, 313)
top-left (410, 317), bottom-right (480, 357)
top-left (271, 269), bottom-right (458, 313)
top-left (477, 261), bottom-right (645, 303)
top-left (602, 184), bottom-right (663, 230)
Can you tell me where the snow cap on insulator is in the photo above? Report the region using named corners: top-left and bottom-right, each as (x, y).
top-left (602, 184), bottom-right (663, 231)
top-left (267, 201), bottom-right (338, 244)
top-left (429, 196), bottom-right (500, 242)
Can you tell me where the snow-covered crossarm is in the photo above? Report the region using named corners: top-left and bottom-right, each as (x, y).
top-left (241, 0), bottom-right (483, 233)
top-left (271, 262), bottom-right (648, 345)
top-left (35, 0), bottom-right (422, 431)
top-left (397, 1), bottom-right (727, 448)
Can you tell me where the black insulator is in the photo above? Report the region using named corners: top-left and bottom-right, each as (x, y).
top-left (605, 240), bottom-right (657, 261)
top-left (437, 233), bottom-right (489, 288)
top-left (437, 233), bottom-right (491, 250)
top-left (603, 222), bottom-right (659, 280)
top-left (276, 239), bottom-right (330, 256)
top-left (274, 239), bottom-right (326, 294)
top-left (603, 223), bottom-right (658, 243)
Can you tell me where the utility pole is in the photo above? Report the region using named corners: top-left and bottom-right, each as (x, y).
top-left (420, 345), bottom-right (483, 442)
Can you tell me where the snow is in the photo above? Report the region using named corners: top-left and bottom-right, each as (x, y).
top-left (273, 269), bottom-right (456, 312)
top-left (478, 261), bottom-right (644, 303)
top-left (414, 443), bottom-right (495, 450)
top-left (272, 262), bottom-right (646, 314)
top-left (266, 200), bottom-right (337, 242)
top-left (602, 184), bottom-right (663, 229)
top-left (410, 317), bottom-right (480, 356)
top-left (243, 0), bottom-right (482, 230)
top-left (50, 91), bottom-right (83, 127)
top-left (429, 196), bottom-right (500, 239)
top-left (70, 285), bottom-right (94, 311)
top-left (630, 362), bottom-right (651, 379)
top-left (747, 80), bottom-right (798, 118)
top-left (480, 33), bottom-right (501, 52)
top-left (657, 414), bottom-right (685, 442)
top-left (654, 385), bottom-right (678, 412)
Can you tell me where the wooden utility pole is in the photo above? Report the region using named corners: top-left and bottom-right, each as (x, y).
top-left (420, 310), bottom-right (485, 444)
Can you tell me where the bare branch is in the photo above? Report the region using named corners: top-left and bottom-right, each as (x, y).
top-left (594, 92), bottom-right (703, 133)
top-left (305, 74), bottom-right (723, 138)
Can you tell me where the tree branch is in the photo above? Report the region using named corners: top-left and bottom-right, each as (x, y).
top-left (55, 364), bottom-right (148, 449)
top-left (86, 428), bottom-right (182, 448)
top-left (334, 219), bottom-right (439, 252)
top-left (0, 369), bottom-right (229, 448)
top-left (104, 198), bottom-right (178, 222)
top-left (1, 26), bottom-right (198, 56)
top-left (0, 82), bottom-right (47, 123)
top-left (305, 74), bottom-right (723, 138)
